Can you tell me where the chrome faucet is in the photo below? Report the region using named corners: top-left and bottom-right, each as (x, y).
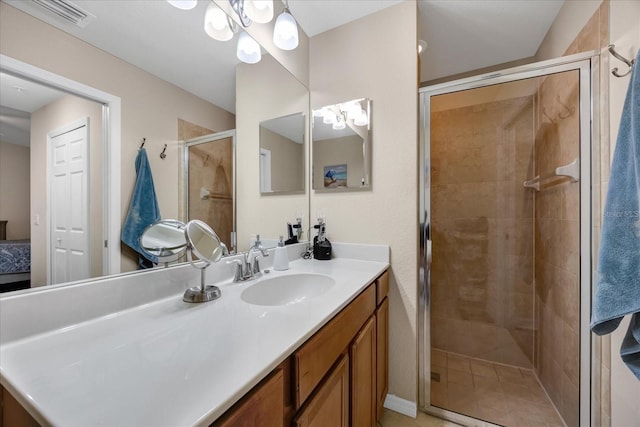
top-left (248, 235), bottom-right (269, 276)
top-left (227, 235), bottom-right (269, 282)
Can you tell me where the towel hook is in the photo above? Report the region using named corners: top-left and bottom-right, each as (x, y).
top-left (140, 137), bottom-right (146, 149)
top-left (160, 144), bottom-right (167, 159)
top-left (608, 44), bottom-right (635, 77)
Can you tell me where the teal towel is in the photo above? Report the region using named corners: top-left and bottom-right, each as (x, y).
top-left (591, 50), bottom-right (640, 380)
top-left (121, 148), bottom-right (161, 268)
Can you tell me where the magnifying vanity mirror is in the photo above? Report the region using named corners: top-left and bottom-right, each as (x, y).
top-left (312, 98), bottom-right (372, 191)
top-left (259, 112), bottom-right (305, 195)
top-left (140, 219), bottom-right (187, 265)
top-left (183, 220), bottom-right (224, 303)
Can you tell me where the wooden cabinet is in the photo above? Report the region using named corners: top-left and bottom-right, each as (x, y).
top-left (376, 297), bottom-right (389, 420)
top-left (212, 368), bottom-right (284, 427)
top-left (350, 316), bottom-right (376, 427)
top-left (293, 355), bottom-right (349, 427)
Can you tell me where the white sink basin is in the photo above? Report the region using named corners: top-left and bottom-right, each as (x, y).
top-left (241, 273), bottom-right (335, 306)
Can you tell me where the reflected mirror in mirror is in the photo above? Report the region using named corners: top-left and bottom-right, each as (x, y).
top-left (140, 219), bottom-right (187, 264)
top-left (259, 112), bottom-right (305, 194)
top-left (312, 98), bottom-right (371, 191)
top-left (185, 220), bottom-right (224, 264)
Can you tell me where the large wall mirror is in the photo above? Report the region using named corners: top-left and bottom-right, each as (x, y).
top-left (0, 0), bottom-right (309, 292)
top-left (312, 98), bottom-right (372, 191)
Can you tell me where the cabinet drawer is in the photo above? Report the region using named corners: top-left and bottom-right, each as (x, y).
top-left (294, 284), bottom-right (375, 408)
top-left (376, 271), bottom-right (389, 306)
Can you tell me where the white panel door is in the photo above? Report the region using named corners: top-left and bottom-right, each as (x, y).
top-left (50, 120), bottom-right (89, 284)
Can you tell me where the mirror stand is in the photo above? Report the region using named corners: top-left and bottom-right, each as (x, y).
top-left (183, 264), bottom-right (221, 303)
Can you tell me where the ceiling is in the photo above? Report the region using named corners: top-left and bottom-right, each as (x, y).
top-left (0, 0), bottom-right (565, 146)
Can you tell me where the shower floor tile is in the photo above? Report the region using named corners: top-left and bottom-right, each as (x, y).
top-left (430, 352), bottom-right (564, 427)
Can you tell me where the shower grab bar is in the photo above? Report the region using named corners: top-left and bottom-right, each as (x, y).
top-left (523, 158), bottom-right (580, 191)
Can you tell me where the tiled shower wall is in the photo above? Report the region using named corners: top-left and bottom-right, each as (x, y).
top-left (534, 70), bottom-right (581, 427)
top-left (430, 95), bottom-right (535, 368)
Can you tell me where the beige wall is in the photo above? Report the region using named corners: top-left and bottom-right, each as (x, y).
top-left (30, 95), bottom-right (103, 286)
top-left (0, 141), bottom-right (30, 240)
top-left (0, 2), bottom-right (235, 273)
top-left (309, 2), bottom-right (418, 402)
top-left (608, 2), bottom-right (640, 426)
top-left (259, 128), bottom-right (304, 192)
top-left (236, 54), bottom-right (309, 251)
top-left (535, 0), bottom-right (602, 61)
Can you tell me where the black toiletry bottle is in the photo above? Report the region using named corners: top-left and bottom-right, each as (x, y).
top-left (313, 221), bottom-right (332, 260)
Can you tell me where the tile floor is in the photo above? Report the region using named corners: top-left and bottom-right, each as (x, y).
top-left (427, 350), bottom-right (565, 427)
top-left (379, 409), bottom-right (461, 427)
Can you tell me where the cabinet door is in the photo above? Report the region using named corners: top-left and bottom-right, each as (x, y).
top-left (376, 297), bottom-right (389, 421)
top-left (351, 316), bottom-right (376, 427)
top-left (294, 355), bottom-right (349, 427)
top-left (213, 368), bottom-right (284, 427)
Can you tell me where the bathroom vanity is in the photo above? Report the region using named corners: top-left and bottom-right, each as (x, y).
top-left (0, 243), bottom-right (389, 426)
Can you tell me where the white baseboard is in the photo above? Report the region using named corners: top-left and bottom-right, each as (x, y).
top-left (383, 394), bottom-right (417, 418)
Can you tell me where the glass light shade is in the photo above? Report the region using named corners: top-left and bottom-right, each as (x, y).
top-left (273, 11), bottom-right (299, 50)
top-left (204, 3), bottom-right (234, 41)
top-left (353, 111), bottom-right (368, 127)
top-left (237, 32), bottom-right (262, 64)
top-left (323, 112), bottom-right (335, 125)
top-left (345, 102), bottom-right (362, 118)
top-left (167, 0), bottom-right (197, 10)
top-left (244, 0), bottom-right (274, 24)
top-left (313, 108), bottom-right (326, 117)
top-left (333, 117), bottom-right (346, 130)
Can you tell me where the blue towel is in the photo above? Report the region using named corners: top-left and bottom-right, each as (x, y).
top-left (121, 148), bottom-right (161, 268)
top-left (591, 50), bottom-right (640, 379)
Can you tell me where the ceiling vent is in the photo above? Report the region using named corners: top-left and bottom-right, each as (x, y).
top-left (5, 0), bottom-right (96, 28)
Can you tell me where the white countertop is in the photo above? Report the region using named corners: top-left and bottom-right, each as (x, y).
top-left (0, 244), bottom-right (389, 426)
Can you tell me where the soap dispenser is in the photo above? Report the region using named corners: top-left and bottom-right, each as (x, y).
top-left (313, 218), bottom-right (332, 260)
top-left (273, 236), bottom-right (289, 271)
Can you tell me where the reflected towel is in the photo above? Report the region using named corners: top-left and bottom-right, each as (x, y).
top-left (591, 50), bottom-right (640, 379)
top-left (121, 148), bottom-right (161, 268)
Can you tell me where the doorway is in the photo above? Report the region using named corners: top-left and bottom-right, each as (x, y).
top-left (419, 53), bottom-right (595, 427)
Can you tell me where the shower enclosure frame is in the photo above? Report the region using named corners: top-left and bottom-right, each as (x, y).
top-left (418, 51), bottom-right (598, 426)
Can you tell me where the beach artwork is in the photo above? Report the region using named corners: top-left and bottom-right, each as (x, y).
top-left (324, 164), bottom-right (347, 188)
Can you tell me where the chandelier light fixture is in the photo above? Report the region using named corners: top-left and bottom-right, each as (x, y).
top-left (169, 0), bottom-right (299, 64)
top-left (313, 100), bottom-right (370, 131)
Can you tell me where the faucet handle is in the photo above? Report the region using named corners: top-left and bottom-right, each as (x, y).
top-left (226, 259), bottom-right (244, 282)
top-left (251, 252), bottom-right (267, 275)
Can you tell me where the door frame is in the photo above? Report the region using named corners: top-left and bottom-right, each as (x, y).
top-left (181, 129), bottom-right (236, 249)
top-left (418, 51), bottom-right (598, 426)
top-left (0, 54), bottom-right (121, 277)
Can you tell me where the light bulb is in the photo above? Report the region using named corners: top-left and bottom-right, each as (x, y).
top-left (244, 0), bottom-right (274, 24)
top-left (273, 10), bottom-right (299, 50)
top-left (323, 112), bottom-right (335, 125)
top-left (237, 32), bottom-right (262, 64)
top-left (167, 0), bottom-right (197, 10)
top-left (333, 117), bottom-right (346, 130)
top-left (313, 108), bottom-right (326, 117)
top-left (354, 111), bottom-right (368, 127)
top-left (204, 3), bottom-right (234, 41)
top-left (418, 40), bottom-right (428, 55)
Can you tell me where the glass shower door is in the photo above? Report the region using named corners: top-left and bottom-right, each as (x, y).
top-left (419, 56), bottom-right (593, 427)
